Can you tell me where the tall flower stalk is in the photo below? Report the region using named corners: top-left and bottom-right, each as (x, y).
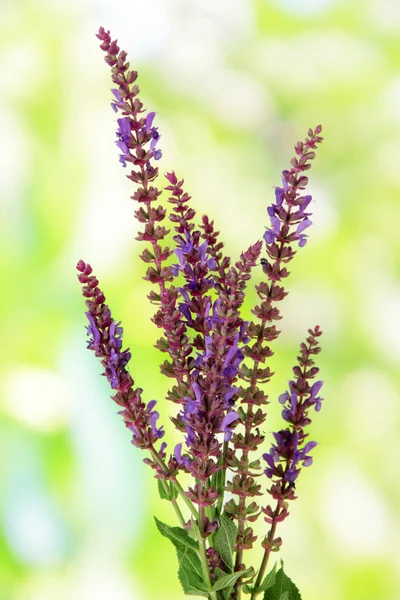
top-left (76, 27), bottom-right (325, 600)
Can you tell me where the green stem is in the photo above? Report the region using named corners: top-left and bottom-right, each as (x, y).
top-left (157, 475), bottom-right (186, 526)
top-left (172, 476), bottom-right (199, 519)
top-left (250, 521), bottom-right (278, 600)
top-left (150, 449), bottom-right (199, 519)
top-left (217, 441), bottom-right (228, 516)
top-left (198, 505), bottom-right (218, 600)
top-left (171, 497), bottom-right (185, 527)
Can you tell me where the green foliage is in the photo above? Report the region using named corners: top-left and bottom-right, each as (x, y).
top-left (259, 564), bottom-right (277, 592)
top-left (214, 514), bottom-right (238, 572)
top-left (155, 517), bottom-right (209, 596)
top-left (212, 569), bottom-right (251, 591)
top-left (263, 567), bottom-right (302, 600)
top-left (154, 516), bottom-right (198, 552)
top-left (177, 545), bottom-right (209, 597)
top-left (157, 479), bottom-right (178, 501)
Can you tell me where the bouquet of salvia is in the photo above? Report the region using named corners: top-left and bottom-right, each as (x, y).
top-left (77, 27), bottom-right (325, 600)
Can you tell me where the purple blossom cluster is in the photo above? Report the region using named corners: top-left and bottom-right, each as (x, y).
top-left (76, 260), bottom-right (164, 448)
top-left (76, 27), bottom-right (326, 600)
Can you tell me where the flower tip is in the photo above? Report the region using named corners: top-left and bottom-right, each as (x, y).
top-left (165, 171), bottom-right (177, 185)
top-left (76, 260), bottom-right (92, 275)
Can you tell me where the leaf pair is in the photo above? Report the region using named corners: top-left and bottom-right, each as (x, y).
top-left (244, 564), bottom-right (301, 600)
top-left (156, 516), bottom-right (250, 598)
top-left (155, 517), bottom-right (208, 597)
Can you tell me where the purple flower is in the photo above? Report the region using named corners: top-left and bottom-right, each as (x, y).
top-left (115, 118), bottom-right (132, 167)
top-left (263, 216), bottom-right (281, 245)
top-left (111, 88), bottom-right (122, 112)
top-left (85, 312), bottom-right (101, 348)
top-left (310, 380), bottom-right (324, 411)
top-left (142, 111), bottom-right (162, 160)
top-left (77, 259), bottom-right (165, 450)
top-left (296, 218), bottom-right (312, 247)
top-left (220, 411), bottom-right (239, 441)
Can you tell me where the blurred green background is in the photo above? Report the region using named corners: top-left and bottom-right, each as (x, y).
top-left (1, 0), bottom-right (400, 598)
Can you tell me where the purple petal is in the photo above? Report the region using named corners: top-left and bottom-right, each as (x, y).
top-left (225, 343), bottom-right (238, 366)
top-left (221, 411), bottom-right (239, 429)
top-left (299, 195), bottom-right (312, 213)
top-left (179, 304), bottom-right (192, 321)
top-left (296, 218), bottom-right (312, 234)
top-left (145, 111), bottom-right (156, 130)
top-left (311, 380), bottom-right (323, 398)
top-left (223, 365), bottom-right (237, 379)
top-left (278, 392), bottom-right (288, 405)
top-left (116, 140), bottom-right (129, 154)
top-left (185, 399), bottom-right (197, 415)
top-left (150, 411), bottom-right (159, 431)
top-left (303, 441), bottom-right (318, 453)
top-left (224, 387), bottom-right (238, 403)
top-left (192, 382), bottom-right (202, 403)
top-left (275, 187), bottom-right (284, 205)
top-left (112, 89), bottom-right (122, 101)
top-left (174, 248), bottom-right (185, 264)
top-left (271, 216), bottom-right (281, 234)
top-left (117, 117), bottom-right (131, 136)
top-left (85, 312), bottom-right (101, 345)
top-left (263, 452), bottom-right (276, 468)
top-left (284, 468), bottom-right (300, 483)
top-left (199, 241), bottom-right (208, 262)
top-left (263, 229), bottom-right (276, 245)
top-left (178, 287), bottom-right (190, 303)
top-left (147, 400), bottom-right (157, 412)
top-left (174, 443), bottom-right (182, 463)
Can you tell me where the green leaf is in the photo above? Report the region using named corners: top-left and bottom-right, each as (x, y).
top-left (213, 568), bottom-right (231, 599)
top-left (157, 479), bottom-right (171, 500)
top-left (214, 514), bottom-right (238, 572)
top-left (212, 570), bottom-right (247, 591)
top-left (213, 467), bottom-right (226, 496)
top-left (187, 519), bottom-right (200, 541)
top-left (171, 484), bottom-right (179, 500)
top-left (263, 567), bottom-right (302, 600)
top-left (155, 518), bottom-right (209, 596)
top-left (258, 564), bottom-right (277, 592)
top-left (154, 517), bottom-right (198, 552)
top-left (177, 545), bottom-right (209, 597)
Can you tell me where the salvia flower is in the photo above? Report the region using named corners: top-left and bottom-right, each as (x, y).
top-left (76, 27), bottom-right (326, 600)
top-left (76, 260), bottom-right (164, 448)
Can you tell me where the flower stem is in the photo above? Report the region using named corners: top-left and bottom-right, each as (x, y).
top-left (198, 504), bottom-right (217, 600)
top-left (150, 448), bottom-right (199, 519)
top-left (171, 497), bottom-right (186, 527)
top-left (250, 521), bottom-right (278, 600)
